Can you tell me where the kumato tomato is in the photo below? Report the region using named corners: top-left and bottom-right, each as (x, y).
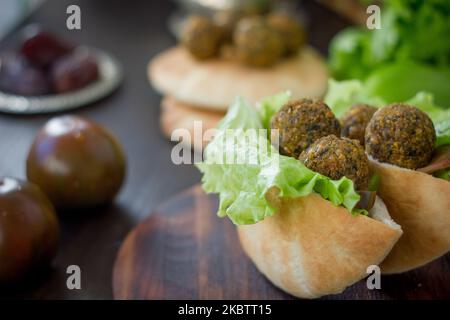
top-left (0, 177), bottom-right (59, 284)
top-left (27, 116), bottom-right (126, 210)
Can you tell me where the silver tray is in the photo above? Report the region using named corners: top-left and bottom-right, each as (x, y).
top-left (0, 47), bottom-right (122, 114)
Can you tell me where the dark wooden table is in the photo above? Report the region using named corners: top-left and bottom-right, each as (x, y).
top-left (0, 0), bottom-right (349, 299)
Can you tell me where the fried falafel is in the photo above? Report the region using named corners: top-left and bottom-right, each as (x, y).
top-left (266, 11), bottom-right (305, 56)
top-left (233, 17), bottom-right (283, 67)
top-left (181, 15), bottom-right (222, 60)
top-left (340, 104), bottom-right (377, 146)
top-left (270, 99), bottom-right (341, 158)
top-left (213, 11), bottom-right (242, 43)
top-left (299, 135), bottom-right (370, 190)
top-left (365, 103), bottom-right (436, 169)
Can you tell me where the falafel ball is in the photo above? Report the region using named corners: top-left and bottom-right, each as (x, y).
top-left (299, 135), bottom-right (370, 190)
top-left (340, 104), bottom-right (377, 146)
top-left (270, 99), bottom-right (341, 158)
top-left (181, 15), bottom-right (222, 60)
top-left (213, 10), bottom-right (242, 43)
top-left (233, 17), bottom-right (283, 67)
top-left (365, 103), bottom-right (436, 169)
top-left (266, 11), bottom-right (305, 56)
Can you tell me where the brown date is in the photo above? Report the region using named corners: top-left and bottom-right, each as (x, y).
top-left (20, 25), bottom-right (73, 68)
top-left (0, 53), bottom-right (51, 96)
top-left (50, 49), bottom-right (99, 93)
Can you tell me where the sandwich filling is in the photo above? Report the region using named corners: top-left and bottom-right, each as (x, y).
top-left (197, 93), bottom-right (364, 225)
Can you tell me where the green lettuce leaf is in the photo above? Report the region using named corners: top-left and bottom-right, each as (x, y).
top-left (434, 117), bottom-right (450, 147)
top-left (330, 0), bottom-right (450, 75)
top-left (196, 96), bottom-right (363, 225)
top-left (216, 96), bottom-right (263, 131)
top-left (324, 79), bottom-right (384, 117)
top-left (434, 168), bottom-right (450, 181)
top-left (329, 0), bottom-right (450, 107)
top-left (364, 62), bottom-right (450, 107)
top-left (328, 28), bottom-right (373, 81)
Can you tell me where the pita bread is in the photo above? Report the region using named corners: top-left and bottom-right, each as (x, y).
top-left (149, 46), bottom-right (328, 111)
top-left (370, 159), bottom-right (450, 274)
top-left (237, 188), bottom-right (402, 299)
top-left (160, 97), bottom-right (223, 152)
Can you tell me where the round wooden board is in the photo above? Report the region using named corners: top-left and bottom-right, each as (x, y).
top-left (113, 185), bottom-right (450, 300)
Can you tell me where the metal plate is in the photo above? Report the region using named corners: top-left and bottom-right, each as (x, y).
top-left (0, 48), bottom-right (122, 114)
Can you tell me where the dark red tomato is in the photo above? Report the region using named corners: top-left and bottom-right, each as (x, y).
top-left (50, 48), bottom-right (99, 93)
top-left (26, 116), bottom-right (126, 210)
top-left (0, 177), bottom-right (59, 284)
top-left (20, 25), bottom-right (73, 68)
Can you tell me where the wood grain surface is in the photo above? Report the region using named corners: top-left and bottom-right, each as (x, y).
top-left (113, 185), bottom-right (450, 300)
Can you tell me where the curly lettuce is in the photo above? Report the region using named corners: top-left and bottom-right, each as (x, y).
top-left (329, 0), bottom-right (450, 106)
top-left (196, 96), bottom-right (362, 225)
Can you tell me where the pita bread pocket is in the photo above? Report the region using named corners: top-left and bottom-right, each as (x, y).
top-left (371, 159), bottom-right (450, 274)
top-left (363, 104), bottom-right (450, 274)
top-left (238, 188), bottom-right (401, 298)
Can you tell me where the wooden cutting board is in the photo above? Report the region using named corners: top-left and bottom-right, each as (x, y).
top-left (112, 185), bottom-right (450, 300)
